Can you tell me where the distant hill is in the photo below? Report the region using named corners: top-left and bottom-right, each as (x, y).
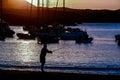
top-left (1, 0), bottom-right (120, 26)
top-left (78, 9), bottom-right (120, 23)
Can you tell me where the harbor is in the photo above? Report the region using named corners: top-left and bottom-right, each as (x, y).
top-left (0, 23), bottom-right (120, 75)
top-left (0, 0), bottom-right (120, 79)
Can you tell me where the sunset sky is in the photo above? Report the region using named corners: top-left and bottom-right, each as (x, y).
top-left (3, 0), bottom-right (120, 10)
top-left (25, 0), bottom-right (120, 10)
top-left (67, 0), bottom-right (120, 10)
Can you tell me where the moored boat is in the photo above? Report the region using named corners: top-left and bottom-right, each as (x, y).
top-left (0, 20), bottom-right (15, 41)
top-left (75, 37), bottom-right (93, 43)
top-left (0, 1), bottom-right (15, 40)
top-left (37, 36), bottom-right (59, 44)
top-left (31, 25), bottom-right (60, 44)
top-left (59, 27), bottom-right (93, 43)
top-left (16, 33), bottom-right (35, 40)
top-left (115, 34), bottom-right (120, 45)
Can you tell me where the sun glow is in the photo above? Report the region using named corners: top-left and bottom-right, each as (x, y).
top-left (26, 0), bottom-right (62, 7)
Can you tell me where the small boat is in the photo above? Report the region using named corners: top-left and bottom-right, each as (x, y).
top-left (115, 34), bottom-right (120, 45)
top-left (37, 36), bottom-right (59, 44)
top-left (0, 20), bottom-right (15, 41)
top-left (0, 34), bottom-right (5, 41)
top-left (60, 28), bottom-right (83, 40)
top-left (16, 33), bottom-right (35, 40)
top-left (0, 1), bottom-right (15, 40)
top-left (117, 40), bottom-right (120, 46)
top-left (35, 31), bottom-right (59, 44)
top-left (115, 34), bottom-right (120, 42)
top-left (28, 24), bottom-right (61, 44)
top-left (60, 27), bottom-right (93, 43)
top-left (0, 23), bottom-right (6, 41)
top-left (75, 37), bottom-right (93, 43)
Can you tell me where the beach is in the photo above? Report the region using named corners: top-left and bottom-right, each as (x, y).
top-left (0, 69), bottom-right (120, 80)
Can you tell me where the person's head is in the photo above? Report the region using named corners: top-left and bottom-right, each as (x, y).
top-left (43, 44), bottom-right (47, 48)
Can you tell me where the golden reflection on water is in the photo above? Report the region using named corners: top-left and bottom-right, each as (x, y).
top-left (15, 40), bottom-right (40, 63)
top-left (1, 25), bottom-right (120, 69)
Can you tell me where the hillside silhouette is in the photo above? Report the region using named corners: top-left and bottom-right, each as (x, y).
top-left (1, 0), bottom-right (120, 26)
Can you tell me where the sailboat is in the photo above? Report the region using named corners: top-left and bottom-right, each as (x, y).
top-left (35, 0), bottom-right (61, 44)
top-left (0, 0), bottom-right (15, 41)
top-left (26, 0), bottom-right (65, 44)
top-left (0, 0), bottom-right (5, 40)
top-left (59, 27), bottom-right (93, 43)
top-left (17, 0), bottom-right (36, 40)
top-left (115, 34), bottom-right (120, 45)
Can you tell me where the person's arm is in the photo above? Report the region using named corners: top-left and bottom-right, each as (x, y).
top-left (46, 49), bottom-right (52, 53)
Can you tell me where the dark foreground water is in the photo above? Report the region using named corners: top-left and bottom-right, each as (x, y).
top-left (0, 23), bottom-right (120, 75)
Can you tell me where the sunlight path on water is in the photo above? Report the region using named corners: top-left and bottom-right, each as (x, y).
top-left (0, 24), bottom-right (120, 75)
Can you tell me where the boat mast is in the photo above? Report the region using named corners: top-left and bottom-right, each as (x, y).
top-left (54, 0), bottom-right (59, 23)
top-left (37, 0), bottom-right (40, 27)
top-left (30, 0), bottom-right (33, 25)
top-left (26, 0), bottom-right (33, 26)
top-left (63, 0), bottom-right (65, 27)
top-left (46, 0), bottom-right (49, 24)
top-left (42, 0), bottom-right (44, 24)
top-left (0, 0), bottom-right (3, 23)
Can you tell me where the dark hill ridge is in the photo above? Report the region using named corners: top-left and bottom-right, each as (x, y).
top-left (3, 8), bottom-right (120, 26)
top-left (2, 7), bottom-right (80, 26)
top-left (1, 0), bottom-right (120, 25)
top-left (78, 9), bottom-right (120, 23)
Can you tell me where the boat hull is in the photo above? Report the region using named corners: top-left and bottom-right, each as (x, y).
top-left (115, 34), bottom-right (120, 45)
top-left (16, 33), bottom-right (35, 40)
top-left (76, 37), bottom-right (93, 43)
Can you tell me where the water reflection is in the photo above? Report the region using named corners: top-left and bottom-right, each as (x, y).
top-left (17, 41), bottom-right (35, 62)
top-left (0, 25), bottom-right (120, 74)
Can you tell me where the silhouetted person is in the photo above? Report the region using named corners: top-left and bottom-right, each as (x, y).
top-left (40, 44), bottom-right (52, 72)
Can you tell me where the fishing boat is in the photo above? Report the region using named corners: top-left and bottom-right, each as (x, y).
top-left (60, 28), bottom-right (82, 40)
top-left (16, 33), bottom-right (35, 40)
top-left (0, 0), bottom-right (15, 41)
top-left (37, 36), bottom-right (59, 44)
top-left (0, 20), bottom-right (15, 40)
top-left (26, 0), bottom-right (65, 44)
top-left (60, 27), bottom-right (93, 43)
top-left (75, 36), bottom-right (93, 43)
top-left (115, 34), bottom-right (120, 45)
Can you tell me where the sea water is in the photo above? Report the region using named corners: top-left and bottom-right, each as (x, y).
top-left (0, 23), bottom-right (120, 75)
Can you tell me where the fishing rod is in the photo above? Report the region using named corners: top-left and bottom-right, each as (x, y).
top-left (0, 0), bottom-right (3, 23)
top-left (52, 47), bottom-right (64, 52)
top-left (52, 45), bottom-right (73, 52)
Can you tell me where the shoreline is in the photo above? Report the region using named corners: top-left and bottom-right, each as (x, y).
top-left (0, 69), bottom-right (120, 80)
